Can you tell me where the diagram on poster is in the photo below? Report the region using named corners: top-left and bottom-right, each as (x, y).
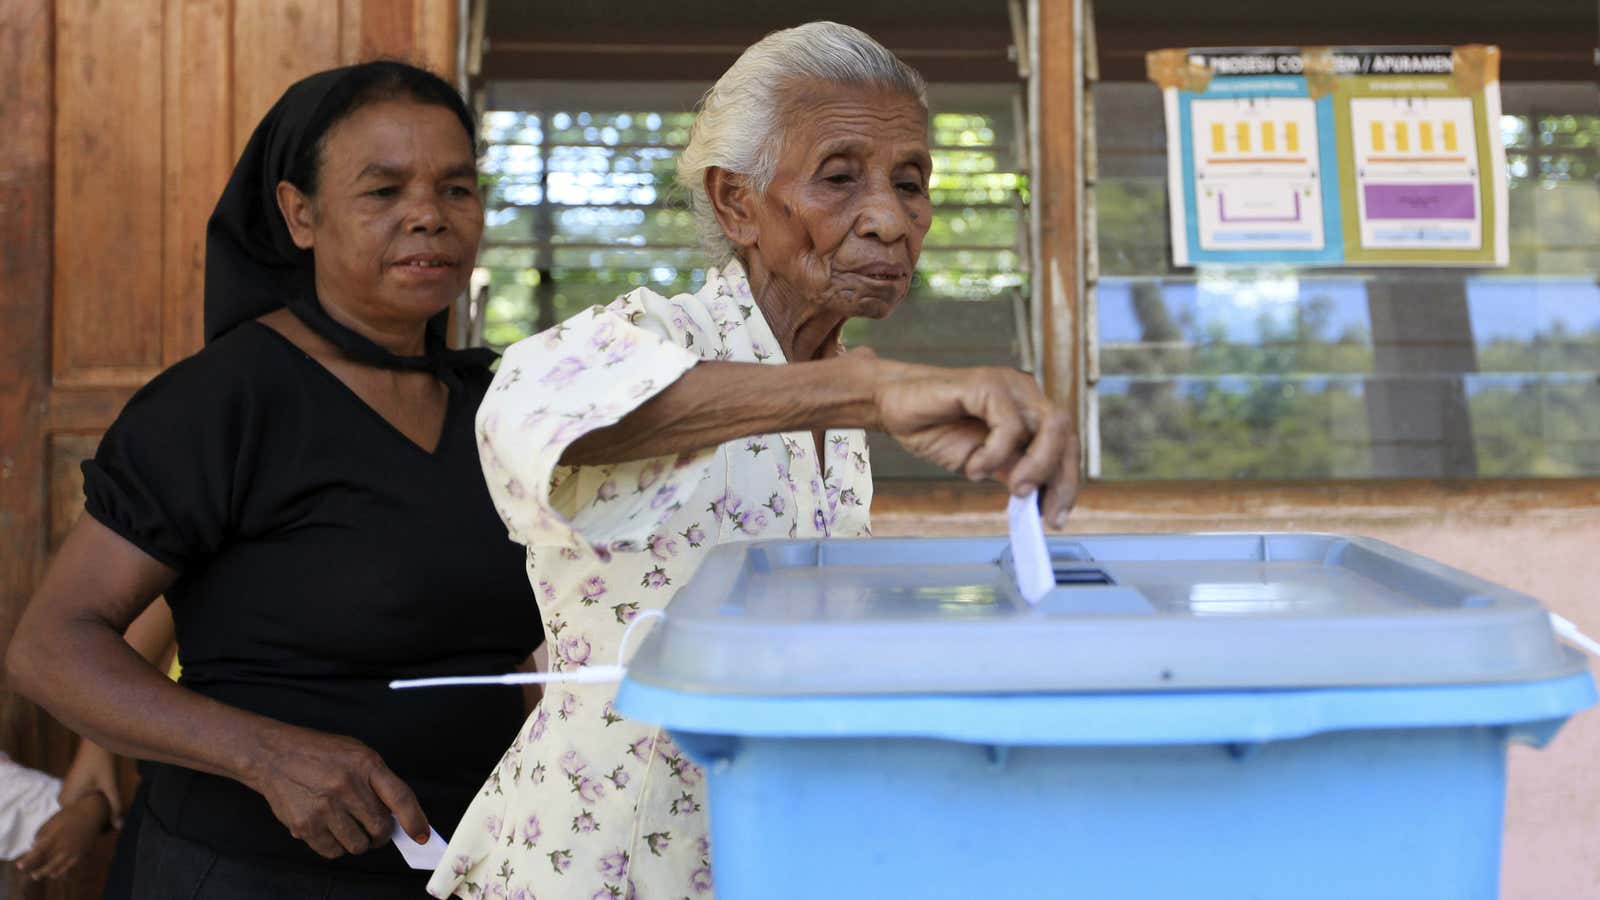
top-left (1190, 97), bottom-right (1325, 252)
top-left (1348, 97), bottom-right (1481, 251)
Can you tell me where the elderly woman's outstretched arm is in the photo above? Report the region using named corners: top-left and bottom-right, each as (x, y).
top-left (563, 353), bottom-right (1078, 526)
top-left (477, 277), bottom-right (1078, 570)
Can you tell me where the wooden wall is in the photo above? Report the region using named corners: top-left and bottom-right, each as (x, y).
top-left (0, 2), bottom-right (459, 897)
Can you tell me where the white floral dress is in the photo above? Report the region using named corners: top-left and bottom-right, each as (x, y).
top-left (429, 262), bottom-right (873, 900)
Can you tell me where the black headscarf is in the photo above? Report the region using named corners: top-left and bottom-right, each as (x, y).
top-left (204, 63), bottom-right (496, 376)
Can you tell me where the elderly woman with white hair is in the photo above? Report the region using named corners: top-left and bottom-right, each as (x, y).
top-left (430, 21), bottom-right (1077, 900)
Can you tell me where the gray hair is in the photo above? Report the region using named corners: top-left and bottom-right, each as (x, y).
top-left (675, 21), bottom-right (928, 266)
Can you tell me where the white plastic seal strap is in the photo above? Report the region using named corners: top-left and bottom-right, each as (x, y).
top-left (388, 609), bottom-right (665, 690)
top-left (1550, 613), bottom-right (1600, 659)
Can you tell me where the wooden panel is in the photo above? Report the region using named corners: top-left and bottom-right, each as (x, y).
top-left (340, 0), bottom-right (363, 62)
top-left (53, 0), bottom-right (167, 385)
top-left (1036, 2), bottom-right (1082, 415)
top-left (341, 0), bottom-right (457, 77)
top-left (162, 0), bottom-right (234, 365)
top-left (44, 386), bottom-right (139, 434)
top-left (232, 0), bottom-right (341, 152)
top-left (355, 0), bottom-right (416, 64)
top-left (1, 2), bottom-right (57, 896)
top-left (0, 0), bottom-right (54, 693)
top-left (412, 0), bottom-right (459, 80)
top-left (48, 433), bottom-right (97, 553)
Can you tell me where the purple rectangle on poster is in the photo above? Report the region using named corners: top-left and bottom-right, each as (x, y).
top-left (1364, 183), bottom-right (1477, 220)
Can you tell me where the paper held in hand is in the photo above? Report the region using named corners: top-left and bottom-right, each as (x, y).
top-left (392, 817), bottom-right (448, 870)
top-left (1007, 490), bottom-right (1054, 606)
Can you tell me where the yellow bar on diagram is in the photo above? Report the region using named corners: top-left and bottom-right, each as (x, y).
top-left (1285, 121), bottom-right (1300, 152)
top-left (1211, 123), bottom-right (1226, 154)
top-left (1419, 122), bottom-right (1435, 151)
top-left (1443, 121), bottom-right (1459, 151)
top-left (1261, 122), bottom-right (1277, 152)
top-left (1370, 121), bottom-right (1385, 152)
top-left (1394, 123), bottom-right (1410, 152)
top-left (1235, 121), bottom-right (1251, 153)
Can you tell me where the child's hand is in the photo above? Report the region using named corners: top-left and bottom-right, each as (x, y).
top-left (60, 740), bottom-right (122, 828)
top-left (15, 793), bottom-right (110, 880)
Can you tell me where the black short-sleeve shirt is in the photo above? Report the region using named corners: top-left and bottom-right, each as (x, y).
top-left (82, 322), bottom-right (541, 874)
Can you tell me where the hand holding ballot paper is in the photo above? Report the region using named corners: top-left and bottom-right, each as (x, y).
top-left (866, 356), bottom-right (1080, 529)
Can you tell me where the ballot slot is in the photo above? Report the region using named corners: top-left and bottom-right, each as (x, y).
top-left (1053, 565), bottom-right (1115, 586)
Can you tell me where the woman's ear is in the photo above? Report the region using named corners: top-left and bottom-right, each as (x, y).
top-left (275, 180), bottom-right (317, 250)
top-left (705, 167), bottom-right (759, 251)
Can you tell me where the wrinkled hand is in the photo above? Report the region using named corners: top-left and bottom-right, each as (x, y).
top-left (866, 352), bottom-right (1080, 526)
top-left (250, 726), bottom-right (427, 860)
top-left (60, 739), bottom-right (122, 828)
top-left (16, 794), bottom-right (109, 881)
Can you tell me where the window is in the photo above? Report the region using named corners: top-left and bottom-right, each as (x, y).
top-left (1090, 77), bottom-right (1600, 480)
top-left (474, 80), bottom-right (1030, 479)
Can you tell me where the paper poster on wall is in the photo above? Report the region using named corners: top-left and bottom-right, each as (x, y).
top-left (1148, 46), bottom-right (1507, 268)
top-left (1155, 50), bottom-right (1343, 266)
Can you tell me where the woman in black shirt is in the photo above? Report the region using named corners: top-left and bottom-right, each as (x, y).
top-left (7, 62), bottom-right (541, 897)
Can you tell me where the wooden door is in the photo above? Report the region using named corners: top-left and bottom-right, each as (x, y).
top-left (0, 2), bottom-right (459, 897)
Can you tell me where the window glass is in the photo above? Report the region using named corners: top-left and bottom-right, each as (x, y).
top-left (1091, 81), bottom-right (1600, 479)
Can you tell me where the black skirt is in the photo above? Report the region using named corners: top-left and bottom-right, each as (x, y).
top-left (129, 803), bottom-right (433, 900)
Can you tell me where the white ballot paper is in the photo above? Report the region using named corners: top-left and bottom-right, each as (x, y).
top-left (392, 817), bottom-right (449, 870)
top-left (1007, 490), bottom-right (1054, 606)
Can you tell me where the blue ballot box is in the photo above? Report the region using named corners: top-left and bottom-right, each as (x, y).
top-left (615, 534), bottom-right (1595, 900)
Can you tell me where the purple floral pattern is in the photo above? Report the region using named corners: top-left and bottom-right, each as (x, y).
top-left (430, 263), bottom-right (872, 900)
